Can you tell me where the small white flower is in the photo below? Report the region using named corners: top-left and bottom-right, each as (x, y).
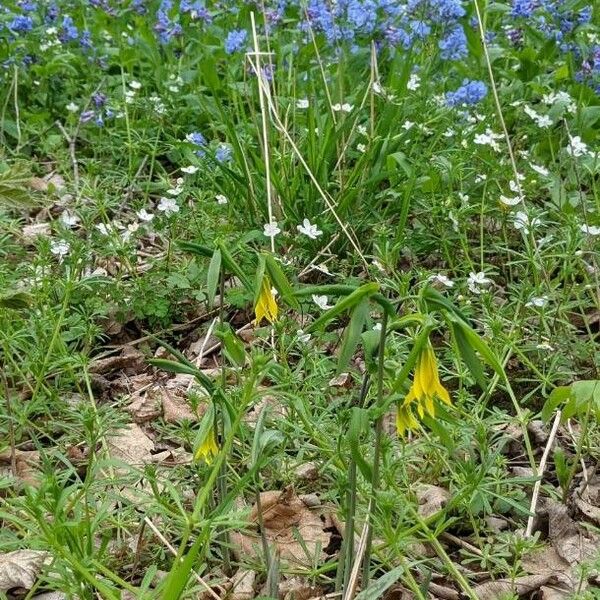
top-left (157, 196), bottom-right (180, 216)
top-left (402, 120), bottom-right (414, 131)
top-left (129, 80), bottom-right (142, 90)
top-left (536, 342), bottom-right (554, 351)
top-left (429, 274), bottom-right (454, 288)
top-left (523, 105), bottom-right (552, 128)
top-left (443, 128), bottom-right (456, 137)
top-left (458, 193), bottom-right (469, 203)
top-left (513, 211), bottom-right (540, 234)
top-left (372, 323), bottom-right (382, 331)
top-left (66, 102), bottom-right (79, 113)
top-left (121, 221), bottom-right (139, 241)
top-left (467, 271), bottom-right (492, 294)
top-left (60, 211), bottom-right (79, 227)
top-left (473, 129), bottom-right (503, 152)
top-left (296, 329), bottom-right (312, 343)
top-left (312, 294), bottom-right (332, 310)
top-left (580, 224), bottom-right (600, 236)
top-left (296, 218), bottom-right (323, 240)
top-left (215, 194), bottom-right (228, 205)
top-left (167, 186), bottom-right (183, 196)
top-left (357, 125), bottom-right (368, 136)
top-left (526, 296), bottom-right (548, 308)
top-left (137, 208), bottom-right (154, 222)
top-left (530, 163), bottom-right (549, 177)
top-left (332, 103), bottom-right (353, 113)
top-left (475, 173), bottom-right (487, 183)
top-left (181, 165), bottom-right (199, 174)
top-left (566, 136), bottom-right (589, 158)
top-left (500, 195), bottom-right (522, 207)
top-left (95, 223), bottom-right (111, 235)
top-left (263, 221), bottom-right (281, 238)
top-left (357, 143), bottom-right (367, 153)
top-left (296, 98), bottom-right (309, 109)
top-left (407, 73), bottom-right (421, 91)
top-left (50, 239), bottom-right (70, 257)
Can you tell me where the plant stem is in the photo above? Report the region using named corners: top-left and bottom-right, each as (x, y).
top-left (362, 311), bottom-right (389, 585)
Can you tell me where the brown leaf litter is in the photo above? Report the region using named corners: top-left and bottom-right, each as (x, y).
top-left (230, 488), bottom-right (336, 566)
top-left (0, 550), bottom-right (50, 593)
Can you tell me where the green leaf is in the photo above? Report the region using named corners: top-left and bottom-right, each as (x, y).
top-left (390, 325), bottom-right (433, 394)
top-left (177, 241), bottom-right (213, 258)
top-left (354, 566), bottom-right (405, 600)
top-left (307, 283), bottom-right (379, 333)
top-left (348, 407), bottom-right (373, 482)
top-left (217, 324), bottom-right (246, 367)
top-left (206, 248), bottom-right (221, 309)
top-left (450, 322), bottom-right (487, 390)
top-left (160, 533), bottom-right (206, 600)
top-left (218, 241), bottom-right (253, 293)
top-left (148, 359), bottom-right (214, 395)
top-left (264, 254), bottom-right (300, 310)
top-left (338, 298), bottom-right (369, 373)
top-left (541, 386), bottom-right (571, 422)
top-left (0, 291), bottom-right (32, 310)
top-left (446, 313), bottom-right (505, 380)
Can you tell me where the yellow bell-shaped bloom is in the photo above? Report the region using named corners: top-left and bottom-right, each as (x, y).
top-left (194, 427), bottom-right (218, 464)
top-left (254, 276), bottom-right (278, 325)
top-left (397, 343), bottom-right (451, 436)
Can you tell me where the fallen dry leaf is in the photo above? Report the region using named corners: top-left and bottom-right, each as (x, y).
top-left (573, 473), bottom-right (600, 526)
top-left (472, 573), bottom-right (554, 599)
top-left (415, 484), bottom-right (451, 519)
top-left (230, 569), bottom-right (255, 600)
top-left (107, 423), bottom-right (154, 467)
top-left (21, 223), bottom-right (51, 243)
top-left (279, 576), bottom-right (323, 600)
top-left (0, 449), bottom-right (41, 488)
top-left (89, 346), bottom-right (146, 376)
top-left (542, 499), bottom-right (599, 565)
top-left (328, 372), bottom-right (353, 389)
top-left (231, 488), bottom-right (332, 566)
top-left (245, 393), bottom-right (287, 426)
top-left (0, 550), bottom-right (50, 592)
top-left (126, 389), bottom-right (162, 423)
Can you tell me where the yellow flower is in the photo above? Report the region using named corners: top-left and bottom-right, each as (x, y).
top-left (194, 427), bottom-right (218, 464)
top-left (254, 276), bottom-right (278, 325)
top-left (397, 343), bottom-right (451, 436)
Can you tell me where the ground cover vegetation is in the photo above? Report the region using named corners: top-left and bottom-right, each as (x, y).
top-left (0, 0), bottom-right (600, 598)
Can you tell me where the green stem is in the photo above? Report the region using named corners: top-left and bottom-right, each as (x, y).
top-left (362, 311), bottom-right (389, 585)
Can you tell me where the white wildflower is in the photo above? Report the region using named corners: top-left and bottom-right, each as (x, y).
top-left (566, 136), bottom-right (589, 158)
top-left (296, 98), bottom-right (309, 109)
top-left (296, 218), bottom-right (323, 239)
top-left (157, 196), bottom-right (179, 216)
top-left (215, 194), bottom-right (228, 205)
top-left (513, 211), bottom-right (540, 234)
top-left (50, 239), bottom-right (70, 257)
top-left (500, 195), bottom-right (522, 207)
top-left (263, 221), bottom-right (281, 238)
top-left (181, 165), bottom-right (199, 174)
top-left (332, 103), bottom-right (353, 113)
top-left (129, 80), bottom-right (142, 90)
top-left (407, 73), bottom-right (421, 91)
top-left (66, 102), bottom-right (79, 113)
top-left (530, 163), bottom-right (549, 177)
top-left (296, 329), bottom-right (312, 343)
top-left (467, 271), bottom-right (492, 294)
top-left (580, 224), bottom-right (600, 236)
top-left (137, 208), bottom-right (154, 222)
top-left (60, 211), bottom-right (79, 227)
top-left (312, 294), bottom-right (332, 310)
top-left (429, 274), bottom-right (454, 288)
top-left (525, 296), bottom-right (548, 308)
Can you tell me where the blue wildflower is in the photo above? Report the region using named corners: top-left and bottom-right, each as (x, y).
top-left (187, 132), bottom-right (207, 157)
top-left (410, 20), bottom-right (431, 40)
top-left (446, 79), bottom-right (488, 107)
top-left (225, 29), bottom-right (247, 54)
top-left (511, 0), bottom-right (535, 18)
top-left (60, 15), bottom-right (79, 42)
top-left (9, 15), bottom-right (33, 33)
top-left (346, 0), bottom-right (378, 34)
top-left (438, 25), bottom-right (467, 60)
top-left (215, 144), bottom-right (233, 163)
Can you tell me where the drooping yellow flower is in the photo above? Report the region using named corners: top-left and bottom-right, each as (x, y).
top-left (254, 276), bottom-right (278, 325)
top-left (397, 343), bottom-right (451, 436)
top-left (194, 427), bottom-right (218, 464)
